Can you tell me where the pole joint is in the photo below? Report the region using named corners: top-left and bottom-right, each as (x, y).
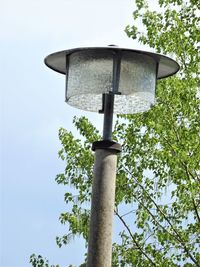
top-left (92, 140), bottom-right (122, 153)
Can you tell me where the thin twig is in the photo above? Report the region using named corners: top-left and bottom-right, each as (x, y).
top-left (115, 211), bottom-right (157, 267)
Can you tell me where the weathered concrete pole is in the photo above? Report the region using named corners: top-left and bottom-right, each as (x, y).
top-left (87, 141), bottom-right (121, 267)
top-left (87, 93), bottom-right (121, 266)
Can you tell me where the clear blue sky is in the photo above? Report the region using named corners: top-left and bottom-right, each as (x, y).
top-left (0, 0), bottom-right (151, 266)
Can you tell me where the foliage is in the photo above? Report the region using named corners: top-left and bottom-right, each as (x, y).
top-left (30, 0), bottom-right (199, 266)
top-left (30, 254), bottom-right (59, 267)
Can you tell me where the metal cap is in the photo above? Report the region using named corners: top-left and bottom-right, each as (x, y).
top-left (44, 46), bottom-right (180, 79)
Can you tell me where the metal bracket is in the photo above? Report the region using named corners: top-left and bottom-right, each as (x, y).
top-left (98, 93), bottom-right (106, 114)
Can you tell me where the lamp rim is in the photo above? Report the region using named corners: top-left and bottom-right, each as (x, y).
top-left (44, 46), bottom-right (180, 79)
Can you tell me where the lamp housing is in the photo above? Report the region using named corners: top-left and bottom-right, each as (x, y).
top-left (45, 47), bottom-right (179, 114)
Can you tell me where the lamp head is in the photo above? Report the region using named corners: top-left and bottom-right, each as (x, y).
top-left (45, 46), bottom-right (179, 114)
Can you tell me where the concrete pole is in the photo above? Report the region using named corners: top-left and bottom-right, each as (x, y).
top-left (87, 141), bottom-right (121, 267)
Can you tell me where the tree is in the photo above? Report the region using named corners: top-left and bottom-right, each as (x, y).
top-left (31, 0), bottom-right (200, 266)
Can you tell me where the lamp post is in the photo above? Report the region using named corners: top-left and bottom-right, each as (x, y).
top-left (44, 46), bottom-right (179, 267)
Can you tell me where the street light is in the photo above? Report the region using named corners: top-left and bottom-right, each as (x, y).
top-left (44, 46), bottom-right (179, 267)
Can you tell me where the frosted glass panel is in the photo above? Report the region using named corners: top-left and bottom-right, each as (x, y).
top-left (110, 52), bottom-right (157, 113)
top-left (66, 50), bottom-right (113, 111)
top-left (114, 94), bottom-right (153, 113)
top-left (119, 52), bottom-right (156, 94)
top-left (66, 50), bottom-right (157, 113)
top-left (67, 93), bottom-right (154, 113)
top-left (67, 94), bottom-right (103, 112)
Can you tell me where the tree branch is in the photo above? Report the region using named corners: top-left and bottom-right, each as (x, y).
top-left (123, 165), bottom-right (199, 266)
top-left (115, 211), bottom-right (157, 267)
top-left (192, 198), bottom-right (200, 224)
top-left (182, 163), bottom-right (200, 225)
